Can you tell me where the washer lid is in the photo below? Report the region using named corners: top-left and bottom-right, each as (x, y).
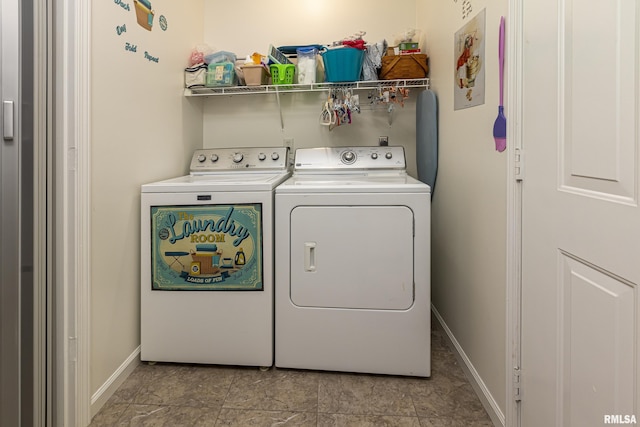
top-left (141, 171), bottom-right (291, 193)
top-left (275, 173), bottom-right (431, 194)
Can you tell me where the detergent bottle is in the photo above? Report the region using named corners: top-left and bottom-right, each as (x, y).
top-left (234, 248), bottom-right (246, 266)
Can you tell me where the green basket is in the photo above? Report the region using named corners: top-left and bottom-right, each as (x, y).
top-left (269, 64), bottom-right (295, 85)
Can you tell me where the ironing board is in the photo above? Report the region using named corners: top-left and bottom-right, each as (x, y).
top-left (164, 251), bottom-right (189, 270)
top-left (416, 89), bottom-right (438, 198)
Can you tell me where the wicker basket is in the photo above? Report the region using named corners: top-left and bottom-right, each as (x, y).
top-left (379, 54), bottom-right (429, 80)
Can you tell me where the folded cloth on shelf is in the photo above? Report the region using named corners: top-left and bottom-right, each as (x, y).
top-left (195, 244), bottom-right (218, 252)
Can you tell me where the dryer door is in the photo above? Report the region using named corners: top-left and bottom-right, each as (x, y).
top-left (290, 205), bottom-right (414, 310)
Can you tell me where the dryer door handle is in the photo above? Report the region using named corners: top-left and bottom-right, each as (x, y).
top-left (304, 242), bottom-right (316, 272)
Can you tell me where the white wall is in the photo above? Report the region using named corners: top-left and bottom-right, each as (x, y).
top-left (201, 0), bottom-right (423, 177)
top-left (90, 0), bottom-right (204, 401)
top-left (418, 0), bottom-right (508, 418)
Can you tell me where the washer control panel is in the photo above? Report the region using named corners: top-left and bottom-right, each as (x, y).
top-left (190, 147), bottom-right (289, 173)
top-left (294, 146), bottom-right (406, 171)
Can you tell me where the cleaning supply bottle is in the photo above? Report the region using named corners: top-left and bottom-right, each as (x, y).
top-left (234, 248), bottom-right (246, 266)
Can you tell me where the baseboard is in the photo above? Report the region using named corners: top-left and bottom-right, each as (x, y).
top-left (90, 346), bottom-right (141, 419)
top-left (431, 306), bottom-right (506, 427)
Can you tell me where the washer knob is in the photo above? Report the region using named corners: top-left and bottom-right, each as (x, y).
top-left (258, 153), bottom-right (267, 161)
top-left (385, 152), bottom-right (393, 159)
top-left (197, 154), bottom-right (206, 162)
top-left (210, 154), bottom-right (219, 162)
top-left (371, 153), bottom-right (378, 160)
top-left (233, 153), bottom-right (244, 163)
top-left (271, 152), bottom-right (280, 161)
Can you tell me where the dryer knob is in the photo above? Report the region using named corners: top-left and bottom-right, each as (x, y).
top-left (385, 152), bottom-right (393, 159)
top-left (341, 150), bottom-right (356, 164)
top-left (258, 153), bottom-right (267, 161)
top-left (233, 153), bottom-right (244, 163)
top-left (197, 154), bottom-right (206, 163)
top-left (271, 152), bottom-right (280, 161)
top-left (210, 154), bottom-right (219, 162)
top-left (371, 153), bottom-right (378, 160)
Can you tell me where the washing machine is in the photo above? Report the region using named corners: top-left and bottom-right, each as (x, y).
top-left (275, 146), bottom-right (431, 377)
top-left (140, 147), bottom-right (290, 367)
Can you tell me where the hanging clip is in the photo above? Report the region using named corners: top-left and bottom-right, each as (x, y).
top-left (320, 99), bottom-right (335, 127)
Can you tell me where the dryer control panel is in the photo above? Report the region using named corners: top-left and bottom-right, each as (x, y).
top-left (294, 146), bottom-right (406, 171)
top-left (190, 147), bottom-right (289, 174)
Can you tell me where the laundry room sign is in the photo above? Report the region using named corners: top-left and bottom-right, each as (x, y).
top-left (149, 204), bottom-right (263, 291)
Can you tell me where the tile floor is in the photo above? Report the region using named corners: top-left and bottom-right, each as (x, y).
top-left (90, 324), bottom-right (494, 426)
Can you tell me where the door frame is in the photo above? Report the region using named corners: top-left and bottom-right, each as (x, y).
top-left (53, 0), bottom-right (91, 425)
top-left (505, 0), bottom-right (524, 426)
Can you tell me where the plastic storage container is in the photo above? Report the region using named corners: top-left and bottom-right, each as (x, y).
top-left (206, 62), bottom-right (236, 87)
top-left (270, 64), bottom-right (295, 85)
top-left (296, 46), bottom-right (318, 84)
top-left (241, 64), bottom-right (269, 86)
top-left (321, 47), bottom-right (365, 82)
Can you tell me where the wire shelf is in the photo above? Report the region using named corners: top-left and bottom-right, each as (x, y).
top-left (184, 78), bottom-right (429, 97)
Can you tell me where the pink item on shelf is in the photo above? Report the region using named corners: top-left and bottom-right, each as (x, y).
top-left (190, 50), bottom-right (204, 66)
top-left (342, 39), bottom-right (366, 50)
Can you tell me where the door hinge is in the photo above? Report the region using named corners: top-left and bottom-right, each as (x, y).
top-left (513, 366), bottom-right (522, 402)
top-left (515, 148), bottom-right (524, 181)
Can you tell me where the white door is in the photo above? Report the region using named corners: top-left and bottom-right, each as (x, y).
top-left (520, 0), bottom-right (640, 426)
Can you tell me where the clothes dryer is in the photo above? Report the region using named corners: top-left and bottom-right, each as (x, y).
top-left (141, 147), bottom-right (290, 367)
top-left (275, 146), bottom-right (431, 377)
